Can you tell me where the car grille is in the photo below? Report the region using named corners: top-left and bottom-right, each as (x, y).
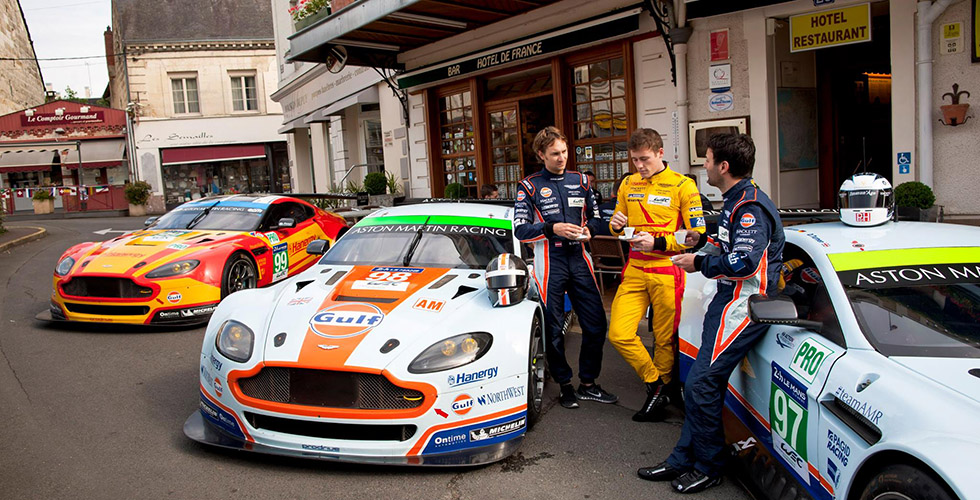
top-left (244, 412), bottom-right (417, 441)
top-left (237, 368), bottom-right (424, 410)
top-left (61, 277), bottom-right (153, 299)
top-left (63, 303), bottom-right (150, 316)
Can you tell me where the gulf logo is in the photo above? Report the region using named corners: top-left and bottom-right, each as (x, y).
top-left (309, 302), bottom-right (385, 339)
top-left (540, 187), bottom-right (553, 198)
top-left (167, 291), bottom-right (182, 303)
top-left (451, 394), bottom-right (474, 415)
top-left (801, 267), bottom-right (821, 284)
top-left (740, 213), bottom-right (756, 228)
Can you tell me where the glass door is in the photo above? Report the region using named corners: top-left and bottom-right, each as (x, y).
top-left (487, 105), bottom-right (522, 198)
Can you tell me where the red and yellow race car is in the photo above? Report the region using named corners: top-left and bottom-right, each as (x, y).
top-left (39, 195), bottom-right (348, 325)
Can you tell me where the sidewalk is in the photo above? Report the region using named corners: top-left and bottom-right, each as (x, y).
top-left (3, 208), bottom-right (129, 222)
top-left (0, 225), bottom-right (46, 252)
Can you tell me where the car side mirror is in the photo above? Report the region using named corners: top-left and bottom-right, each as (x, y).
top-left (748, 294), bottom-right (822, 332)
top-left (277, 218), bottom-right (296, 229)
top-left (306, 239), bottom-right (329, 255)
top-left (143, 216), bottom-right (159, 227)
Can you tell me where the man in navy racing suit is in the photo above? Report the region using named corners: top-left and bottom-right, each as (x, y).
top-left (514, 126), bottom-right (617, 409)
top-left (638, 133), bottom-right (784, 493)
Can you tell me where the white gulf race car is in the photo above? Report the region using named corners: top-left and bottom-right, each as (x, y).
top-left (183, 203), bottom-right (546, 465)
top-left (677, 218), bottom-right (980, 500)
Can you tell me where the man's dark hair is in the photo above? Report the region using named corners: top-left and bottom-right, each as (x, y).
top-left (628, 128), bottom-right (664, 152)
top-left (707, 133), bottom-right (755, 178)
top-left (532, 126), bottom-right (566, 155)
top-left (480, 184), bottom-right (498, 198)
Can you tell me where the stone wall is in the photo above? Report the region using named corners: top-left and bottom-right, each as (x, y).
top-left (0, 0), bottom-right (44, 114)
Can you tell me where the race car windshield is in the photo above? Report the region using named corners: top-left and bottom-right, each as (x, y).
top-left (150, 205), bottom-right (264, 231)
top-left (845, 282), bottom-right (980, 358)
top-left (320, 216), bottom-right (513, 269)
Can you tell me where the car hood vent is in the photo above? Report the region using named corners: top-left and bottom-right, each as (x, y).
top-left (295, 280), bottom-right (314, 292)
top-left (452, 285), bottom-right (477, 300)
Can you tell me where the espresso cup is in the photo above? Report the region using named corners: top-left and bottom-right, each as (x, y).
top-left (623, 227), bottom-right (635, 238)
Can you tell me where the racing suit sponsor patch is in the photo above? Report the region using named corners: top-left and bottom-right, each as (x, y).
top-left (568, 197), bottom-right (585, 207)
top-left (647, 195), bottom-right (671, 207)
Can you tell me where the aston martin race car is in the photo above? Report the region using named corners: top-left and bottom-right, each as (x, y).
top-left (677, 220), bottom-right (980, 500)
top-left (183, 202), bottom-right (547, 465)
top-left (40, 195), bottom-right (347, 325)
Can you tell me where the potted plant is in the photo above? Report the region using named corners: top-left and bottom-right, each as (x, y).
top-left (124, 181), bottom-right (152, 217)
top-left (364, 171), bottom-right (394, 206)
top-left (894, 181), bottom-right (938, 221)
top-left (32, 188), bottom-right (55, 215)
top-left (385, 171), bottom-right (404, 203)
top-left (290, 0), bottom-right (331, 31)
top-left (940, 83), bottom-right (970, 126)
top-left (444, 182), bottom-right (465, 200)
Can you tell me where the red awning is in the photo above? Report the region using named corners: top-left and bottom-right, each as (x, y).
top-left (161, 144), bottom-right (266, 166)
top-left (61, 139), bottom-right (126, 169)
top-left (0, 149), bottom-right (57, 173)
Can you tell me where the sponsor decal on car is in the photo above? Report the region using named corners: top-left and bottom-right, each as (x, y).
top-left (352, 280), bottom-right (410, 292)
top-left (775, 331), bottom-right (795, 349)
top-left (833, 386), bottom-right (883, 425)
top-left (770, 362), bottom-right (810, 484)
top-left (289, 236), bottom-right (316, 254)
top-left (309, 303), bottom-right (385, 339)
top-left (199, 394), bottom-right (245, 440)
top-left (790, 337), bottom-right (834, 384)
top-left (212, 377), bottom-right (223, 397)
top-left (805, 232), bottom-right (830, 247)
top-left (469, 417), bottom-right (526, 442)
top-left (167, 291), bottom-right (182, 304)
top-left (430, 432), bottom-right (468, 449)
top-left (451, 394), bottom-right (474, 415)
top-left (371, 267), bottom-right (423, 274)
top-left (422, 411), bottom-right (528, 454)
top-left (209, 353), bottom-right (223, 371)
top-left (826, 458), bottom-right (841, 488)
top-left (145, 230), bottom-right (191, 242)
top-left (167, 243), bottom-right (190, 250)
top-left (827, 428), bottom-right (850, 467)
top-left (447, 366), bottom-right (498, 387)
top-left (476, 385), bottom-right (525, 406)
top-left (264, 232), bottom-right (280, 244)
top-left (413, 298), bottom-right (445, 312)
top-left (301, 444), bottom-right (340, 452)
top-left (272, 243), bottom-right (289, 281)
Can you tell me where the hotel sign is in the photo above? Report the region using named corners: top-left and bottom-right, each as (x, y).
top-left (21, 111), bottom-right (105, 127)
top-left (397, 9), bottom-right (640, 89)
top-left (790, 3), bottom-right (871, 53)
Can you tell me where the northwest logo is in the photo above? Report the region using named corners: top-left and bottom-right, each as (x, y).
top-left (309, 302), bottom-right (384, 339)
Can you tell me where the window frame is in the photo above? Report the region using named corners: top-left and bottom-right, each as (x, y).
top-left (170, 74), bottom-right (200, 115)
top-left (229, 71), bottom-right (259, 113)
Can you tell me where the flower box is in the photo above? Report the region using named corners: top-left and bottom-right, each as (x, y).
top-left (292, 3), bottom-right (331, 32)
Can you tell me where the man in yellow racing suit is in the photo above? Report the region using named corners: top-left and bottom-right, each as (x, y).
top-left (609, 128), bottom-right (706, 421)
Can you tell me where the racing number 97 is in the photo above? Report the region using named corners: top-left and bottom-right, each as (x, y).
top-left (770, 385), bottom-right (808, 459)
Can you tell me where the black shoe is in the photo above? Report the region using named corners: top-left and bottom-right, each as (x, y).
top-left (576, 383), bottom-right (618, 403)
top-left (633, 380), bottom-right (670, 422)
top-left (637, 461), bottom-right (684, 482)
top-left (670, 470), bottom-right (722, 494)
top-left (559, 384), bottom-right (579, 409)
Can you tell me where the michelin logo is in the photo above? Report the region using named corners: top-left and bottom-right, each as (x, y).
top-left (469, 417), bottom-right (526, 441)
top-left (448, 367), bottom-right (498, 387)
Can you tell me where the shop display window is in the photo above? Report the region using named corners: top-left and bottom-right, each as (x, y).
top-left (439, 90), bottom-right (477, 198)
top-left (488, 109), bottom-right (521, 199)
top-left (572, 56), bottom-right (629, 199)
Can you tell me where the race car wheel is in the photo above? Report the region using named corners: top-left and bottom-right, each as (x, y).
top-left (527, 315), bottom-right (545, 428)
top-left (221, 253), bottom-right (258, 298)
top-left (858, 464), bottom-right (954, 500)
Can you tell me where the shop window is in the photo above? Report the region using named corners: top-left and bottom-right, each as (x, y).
top-left (439, 90), bottom-right (477, 198)
top-left (488, 108), bottom-right (521, 199)
top-left (571, 56), bottom-right (629, 200)
top-left (171, 76), bottom-right (200, 114)
top-left (364, 119), bottom-right (384, 174)
top-left (230, 74), bottom-right (258, 111)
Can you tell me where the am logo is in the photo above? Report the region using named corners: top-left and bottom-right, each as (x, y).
top-left (413, 298), bottom-right (445, 312)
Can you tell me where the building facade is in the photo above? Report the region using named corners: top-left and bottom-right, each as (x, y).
top-left (0, 0), bottom-right (44, 114)
top-left (109, 0), bottom-right (289, 210)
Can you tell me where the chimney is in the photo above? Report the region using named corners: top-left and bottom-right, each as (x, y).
top-left (104, 27), bottom-right (115, 68)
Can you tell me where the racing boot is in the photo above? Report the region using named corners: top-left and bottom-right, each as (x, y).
top-left (632, 379), bottom-right (669, 422)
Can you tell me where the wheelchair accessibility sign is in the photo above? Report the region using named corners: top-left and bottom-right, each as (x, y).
top-left (897, 152), bottom-right (910, 174)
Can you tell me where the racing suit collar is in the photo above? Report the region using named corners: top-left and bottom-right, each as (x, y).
top-left (723, 177), bottom-right (754, 199)
top-left (639, 165), bottom-right (669, 182)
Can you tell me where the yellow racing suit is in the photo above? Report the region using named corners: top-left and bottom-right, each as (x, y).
top-left (608, 167), bottom-right (706, 384)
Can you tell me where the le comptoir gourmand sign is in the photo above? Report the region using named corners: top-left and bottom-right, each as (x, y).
top-left (790, 3), bottom-right (871, 53)
top-left (21, 111), bottom-right (105, 127)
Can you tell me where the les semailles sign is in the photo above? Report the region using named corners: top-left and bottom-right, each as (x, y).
top-left (21, 111), bottom-right (105, 127)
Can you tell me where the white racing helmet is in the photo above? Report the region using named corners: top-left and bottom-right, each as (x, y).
top-left (838, 173), bottom-right (894, 227)
top-left (485, 253), bottom-right (529, 307)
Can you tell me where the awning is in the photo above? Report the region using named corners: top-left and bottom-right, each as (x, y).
top-left (286, 0), bottom-right (562, 67)
top-left (305, 87), bottom-right (380, 123)
top-left (0, 149), bottom-right (58, 173)
top-left (61, 139), bottom-right (127, 169)
top-left (161, 144), bottom-right (267, 166)
top-left (278, 117), bottom-right (311, 134)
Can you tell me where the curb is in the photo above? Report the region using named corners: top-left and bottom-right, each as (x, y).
top-left (0, 226), bottom-right (47, 253)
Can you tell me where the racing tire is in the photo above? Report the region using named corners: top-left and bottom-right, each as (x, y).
top-left (858, 464), bottom-right (954, 500)
top-left (220, 253), bottom-right (258, 298)
top-left (526, 315), bottom-right (546, 429)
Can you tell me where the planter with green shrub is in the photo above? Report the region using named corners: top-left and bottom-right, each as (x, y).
top-left (444, 182), bottom-right (465, 200)
top-left (124, 181), bottom-right (152, 217)
top-left (894, 181), bottom-right (939, 222)
top-left (32, 188), bottom-right (55, 215)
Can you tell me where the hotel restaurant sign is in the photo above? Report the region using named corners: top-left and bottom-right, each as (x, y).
top-left (21, 111), bottom-right (105, 127)
top-left (790, 3), bottom-right (871, 53)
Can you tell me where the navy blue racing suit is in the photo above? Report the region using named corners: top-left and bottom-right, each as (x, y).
top-left (514, 169), bottom-right (607, 385)
top-left (667, 178), bottom-right (784, 477)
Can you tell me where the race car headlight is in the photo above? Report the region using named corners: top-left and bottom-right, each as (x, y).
top-left (145, 259), bottom-right (200, 279)
top-left (55, 256), bottom-right (75, 276)
top-left (215, 320), bottom-right (254, 363)
top-left (408, 332), bottom-right (493, 374)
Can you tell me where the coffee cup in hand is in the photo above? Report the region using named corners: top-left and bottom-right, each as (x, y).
top-left (623, 227), bottom-right (635, 239)
top-left (674, 229), bottom-right (688, 246)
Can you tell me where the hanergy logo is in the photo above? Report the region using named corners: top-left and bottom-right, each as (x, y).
top-left (309, 303), bottom-right (385, 339)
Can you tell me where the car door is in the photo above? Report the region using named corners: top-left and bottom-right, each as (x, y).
top-left (730, 243), bottom-right (846, 498)
top-left (270, 202), bottom-right (325, 280)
